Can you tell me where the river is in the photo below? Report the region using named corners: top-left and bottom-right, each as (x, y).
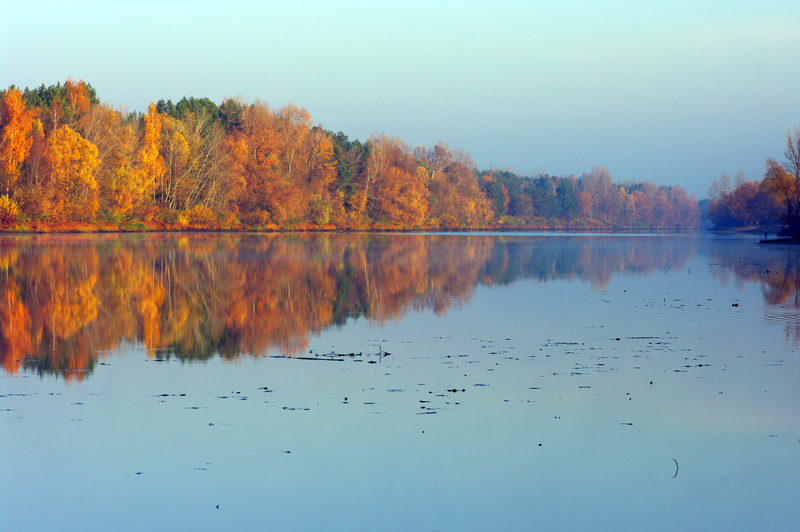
top-left (1, 232), bottom-right (798, 531)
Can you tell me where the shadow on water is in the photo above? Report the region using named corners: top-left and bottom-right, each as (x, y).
top-left (3, 232), bottom-right (789, 379)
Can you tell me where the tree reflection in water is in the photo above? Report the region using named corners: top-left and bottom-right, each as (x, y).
top-left (0, 233), bottom-right (736, 380)
top-left (707, 238), bottom-right (800, 345)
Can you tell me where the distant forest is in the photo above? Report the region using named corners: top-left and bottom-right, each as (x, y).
top-left (705, 126), bottom-right (800, 233)
top-left (0, 79), bottom-right (702, 231)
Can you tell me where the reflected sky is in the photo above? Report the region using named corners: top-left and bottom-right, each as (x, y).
top-left (2, 233), bottom-right (799, 531)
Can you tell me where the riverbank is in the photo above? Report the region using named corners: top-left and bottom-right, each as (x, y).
top-left (759, 236), bottom-right (800, 245)
top-left (1, 219), bottom-right (701, 234)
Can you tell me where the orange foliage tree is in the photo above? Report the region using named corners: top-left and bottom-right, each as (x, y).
top-left (0, 279), bottom-right (32, 373)
top-left (763, 158), bottom-right (796, 221)
top-left (0, 88), bottom-right (36, 195)
top-left (418, 142), bottom-right (493, 228)
top-left (235, 100), bottom-right (282, 224)
top-left (364, 133), bottom-right (429, 227)
top-left (15, 119), bottom-right (49, 219)
top-left (63, 78), bottom-right (93, 133)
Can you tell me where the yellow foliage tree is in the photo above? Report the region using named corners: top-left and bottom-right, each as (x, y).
top-left (46, 125), bottom-right (100, 221)
top-left (0, 194), bottom-right (20, 224)
top-left (81, 104), bottom-right (141, 219)
top-left (304, 128), bottom-right (342, 224)
top-left (136, 102), bottom-right (165, 205)
top-left (159, 113), bottom-right (191, 210)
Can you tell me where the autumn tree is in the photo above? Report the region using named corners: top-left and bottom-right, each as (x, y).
top-left (271, 103), bottom-right (317, 223)
top-left (763, 158), bottom-right (796, 223)
top-left (302, 126), bottom-right (342, 225)
top-left (363, 133), bottom-right (429, 227)
top-left (228, 103), bottom-right (340, 226)
top-left (581, 165), bottom-right (614, 222)
top-left (234, 100), bottom-right (282, 224)
top-left (664, 185), bottom-right (700, 228)
top-left (184, 113), bottom-right (243, 214)
top-left (707, 174), bottom-right (782, 229)
top-left (631, 182), bottom-right (657, 226)
top-left (417, 142), bottom-right (492, 228)
top-left (137, 102), bottom-right (166, 208)
top-left (0, 88), bottom-right (36, 194)
top-left (63, 78), bottom-right (93, 133)
top-left (80, 104), bottom-right (141, 219)
top-left (14, 119), bottom-right (49, 219)
top-left (157, 111), bottom-right (192, 210)
top-left (46, 125), bottom-right (100, 221)
top-left (616, 186), bottom-right (636, 224)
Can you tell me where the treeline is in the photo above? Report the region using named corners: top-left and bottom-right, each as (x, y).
top-left (0, 79), bottom-right (700, 231)
top-left (706, 127), bottom-right (800, 232)
top-left (478, 167), bottom-right (698, 229)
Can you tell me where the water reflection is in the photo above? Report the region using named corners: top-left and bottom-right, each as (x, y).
top-left (0, 232), bottom-right (738, 380)
top-left (706, 238), bottom-right (800, 344)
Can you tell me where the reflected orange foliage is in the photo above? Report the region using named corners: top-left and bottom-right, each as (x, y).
top-left (0, 281), bottom-right (32, 373)
top-left (709, 241), bottom-right (800, 345)
top-left (0, 233), bottom-right (710, 380)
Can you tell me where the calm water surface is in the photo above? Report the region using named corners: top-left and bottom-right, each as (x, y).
top-left (1, 233), bottom-right (798, 531)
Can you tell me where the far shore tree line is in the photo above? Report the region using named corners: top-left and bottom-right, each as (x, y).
top-left (1, 79), bottom-right (703, 231)
top-left (705, 126), bottom-right (800, 233)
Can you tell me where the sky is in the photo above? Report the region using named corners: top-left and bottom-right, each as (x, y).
top-left (2, 0), bottom-right (799, 198)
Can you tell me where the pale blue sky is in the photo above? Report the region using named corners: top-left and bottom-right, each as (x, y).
top-left (2, 0), bottom-right (799, 197)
